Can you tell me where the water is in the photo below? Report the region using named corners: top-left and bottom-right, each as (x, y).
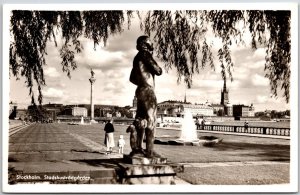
top-left (179, 110), bottom-right (199, 141)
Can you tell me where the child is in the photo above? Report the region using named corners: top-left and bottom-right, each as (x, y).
top-left (118, 135), bottom-right (126, 154)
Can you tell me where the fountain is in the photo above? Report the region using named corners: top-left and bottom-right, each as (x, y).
top-left (80, 116), bottom-right (84, 125)
top-left (68, 116), bottom-right (87, 125)
top-left (177, 110), bottom-right (199, 142)
top-left (154, 110), bottom-right (222, 146)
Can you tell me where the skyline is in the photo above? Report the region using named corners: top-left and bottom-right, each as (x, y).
top-left (9, 14), bottom-right (290, 112)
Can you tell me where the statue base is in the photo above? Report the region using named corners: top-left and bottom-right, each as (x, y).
top-left (118, 154), bottom-right (184, 184)
top-left (123, 154), bottom-right (167, 165)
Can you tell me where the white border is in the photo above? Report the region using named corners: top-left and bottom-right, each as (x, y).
top-left (2, 3), bottom-right (298, 11)
top-left (2, 3), bottom-right (298, 193)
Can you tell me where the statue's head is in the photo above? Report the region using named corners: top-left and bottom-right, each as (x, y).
top-left (136, 35), bottom-right (154, 52)
top-left (126, 124), bottom-right (135, 133)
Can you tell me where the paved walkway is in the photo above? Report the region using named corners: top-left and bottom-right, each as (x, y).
top-left (7, 123), bottom-right (290, 185)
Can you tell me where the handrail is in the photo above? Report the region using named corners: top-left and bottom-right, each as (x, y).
top-left (201, 124), bottom-right (290, 136)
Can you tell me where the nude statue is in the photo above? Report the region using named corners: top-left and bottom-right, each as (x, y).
top-left (91, 69), bottom-right (95, 77)
top-left (126, 118), bottom-right (147, 156)
top-left (129, 35), bottom-right (162, 157)
top-left (126, 124), bottom-right (138, 155)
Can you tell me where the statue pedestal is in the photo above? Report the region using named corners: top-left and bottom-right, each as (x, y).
top-left (123, 154), bottom-right (167, 165)
top-left (118, 155), bottom-right (184, 184)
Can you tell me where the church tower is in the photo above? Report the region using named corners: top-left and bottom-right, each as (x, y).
top-left (132, 95), bottom-right (137, 108)
top-left (221, 78), bottom-right (229, 105)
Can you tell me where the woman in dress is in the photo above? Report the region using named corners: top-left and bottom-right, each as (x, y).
top-left (104, 118), bottom-right (115, 154)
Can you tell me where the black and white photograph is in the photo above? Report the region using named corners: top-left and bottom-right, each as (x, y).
top-left (2, 3), bottom-right (298, 193)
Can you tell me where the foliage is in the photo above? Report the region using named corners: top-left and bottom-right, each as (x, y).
top-left (9, 10), bottom-right (291, 104)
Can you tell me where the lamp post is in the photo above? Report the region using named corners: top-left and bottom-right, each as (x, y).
top-left (89, 69), bottom-right (96, 123)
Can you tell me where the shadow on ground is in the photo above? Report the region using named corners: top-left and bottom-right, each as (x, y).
top-left (212, 141), bottom-right (290, 161)
top-left (71, 158), bottom-right (123, 169)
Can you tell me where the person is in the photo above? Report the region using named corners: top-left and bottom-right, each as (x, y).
top-left (118, 135), bottom-right (126, 154)
top-left (195, 117), bottom-right (200, 130)
top-left (244, 121), bottom-right (249, 133)
top-left (129, 35), bottom-right (162, 157)
top-left (201, 119), bottom-right (205, 130)
top-left (104, 118), bottom-right (115, 154)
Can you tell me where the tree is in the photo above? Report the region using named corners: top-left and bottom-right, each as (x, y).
top-left (9, 10), bottom-right (291, 104)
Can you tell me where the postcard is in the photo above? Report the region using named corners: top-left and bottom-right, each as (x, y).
top-left (2, 3), bottom-right (298, 193)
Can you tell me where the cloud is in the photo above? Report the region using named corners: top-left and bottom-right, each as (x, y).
top-left (257, 95), bottom-right (268, 103)
top-left (44, 67), bottom-right (60, 78)
top-left (99, 100), bottom-right (113, 105)
top-left (42, 87), bottom-right (65, 103)
top-left (252, 74), bottom-right (269, 87)
top-left (103, 18), bottom-right (143, 52)
top-left (193, 79), bottom-right (223, 89)
top-left (102, 80), bottom-right (128, 94)
top-left (43, 88), bottom-right (64, 98)
top-left (256, 95), bottom-right (283, 105)
top-left (253, 47), bottom-right (266, 59)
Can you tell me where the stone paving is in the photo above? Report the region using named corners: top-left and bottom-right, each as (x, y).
top-left (7, 123), bottom-right (291, 185)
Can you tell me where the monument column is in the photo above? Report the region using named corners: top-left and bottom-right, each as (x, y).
top-left (89, 69), bottom-right (96, 123)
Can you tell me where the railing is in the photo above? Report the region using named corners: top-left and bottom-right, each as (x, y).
top-left (202, 125), bottom-right (290, 136)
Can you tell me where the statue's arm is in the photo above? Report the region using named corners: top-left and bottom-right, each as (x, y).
top-left (144, 52), bottom-right (162, 76)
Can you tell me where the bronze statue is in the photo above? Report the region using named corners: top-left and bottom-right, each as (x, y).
top-left (129, 35), bottom-right (162, 157)
top-left (126, 118), bottom-right (148, 156)
top-left (91, 69), bottom-right (95, 78)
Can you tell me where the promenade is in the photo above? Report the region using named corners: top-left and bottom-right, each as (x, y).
top-left (8, 122), bottom-right (290, 185)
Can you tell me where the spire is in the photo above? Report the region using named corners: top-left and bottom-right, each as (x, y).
top-left (184, 91), bottom-right (187, 103)
top-left (223, 77), bottom-right (227, 92)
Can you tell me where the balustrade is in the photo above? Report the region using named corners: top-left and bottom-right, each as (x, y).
top-left (200, 124), bottom-right (289, 136)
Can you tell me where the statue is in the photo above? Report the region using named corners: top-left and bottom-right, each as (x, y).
top-left (126, 118), bottom-right (147, 156)
top-left (129, 35), bottom-right (162, 157)
top-left (91, 69), bottom-right (95, 78)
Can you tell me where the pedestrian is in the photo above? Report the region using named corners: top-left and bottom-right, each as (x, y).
top-left (195, 117), bottom-right (199, 130)
top-left (118, 135), bottom-right (126, 154)
top-left (244, 121), bottom-right (249, 133)
top-left (104, 118), bottom-right (115, 155)
top-left (201, 119), bottom-right (205, 130)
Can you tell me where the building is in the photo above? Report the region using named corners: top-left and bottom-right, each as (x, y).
top-left (232, 104), bottom-right (250, 118)
top-left (183, 104), bottom-right (214, 117)
top-left (157, 100), bottom-right (214, 118)
top-left (211, 104), bottom-right (225, 116)
top-left (225, 102), bottom-right (233, 116)
top-left (43, 103), bottom-right (64, 121)
top-left (98, 106), bottom-right (113, 117)
top-left (232, 103), bottom-right (256, 118)
top-left (16, 109), bottom-right (28, 120)
top-left (9, 102), bottom-right (18, 119)
top-left (72, 107), bottom-right (88, 117)
top-left (129, 95), bottom-right (137, 118)
top-left (248, 103), bottom-right (255, 117)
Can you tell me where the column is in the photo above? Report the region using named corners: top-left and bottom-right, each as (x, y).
top-left (89, 69), bottom-right (96, 122)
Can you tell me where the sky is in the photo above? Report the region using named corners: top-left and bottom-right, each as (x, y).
top-left (9, 13), bottom-right (290, 112)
